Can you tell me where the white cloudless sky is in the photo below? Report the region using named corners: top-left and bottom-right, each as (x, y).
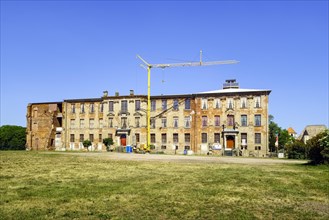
top-left (1, 0), bottom-right (328, 134)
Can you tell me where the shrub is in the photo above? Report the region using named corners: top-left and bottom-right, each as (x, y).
top-left (103, 138), bottom-right (114, 151)
top-left (307, 130), bottom-right (329, 165)
top-left (285, 140), bottom-right (307, 159)
top-left (82, 140), bottom-right (92, 151)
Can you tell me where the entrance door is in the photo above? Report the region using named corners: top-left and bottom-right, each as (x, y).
top-left (120, 134), bottom-right (127, 146)
top-left (226, 136), bottom-right (235, 149)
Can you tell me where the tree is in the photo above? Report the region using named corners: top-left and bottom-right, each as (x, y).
top-left (103, 138), bottom-right (114, 151)
top-left (308, 130), bottom-right (329, 165)
top-left (269, 115), bottom-right (280, 152)
top-left (82, 140), bottom-right (92, 151)
top-left (320, 130), bottom-right (329, 164)
top-left (0, 125), bottom-right (26, 150)
top-left (278, 129), bottom-right (293, 151)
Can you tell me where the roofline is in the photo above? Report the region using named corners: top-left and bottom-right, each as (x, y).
top-left (29, 89), bottom-right (272, 104)
top-left (28, 101), bottom-right (62, 106)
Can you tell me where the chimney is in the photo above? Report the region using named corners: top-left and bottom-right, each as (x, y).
top-left (130, 90), bottom-right (134, 96)
top-left (103, 91), bottom-right (108, 97)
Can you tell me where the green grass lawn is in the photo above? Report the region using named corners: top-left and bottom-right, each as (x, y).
top-left (1, 151), bottom-right (328, 219)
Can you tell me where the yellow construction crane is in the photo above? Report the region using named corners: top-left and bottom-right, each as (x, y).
top-left (137, 50), bottom-right (239, 152)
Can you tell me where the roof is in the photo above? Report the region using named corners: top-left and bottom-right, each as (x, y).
top-left (198, 88), bottom-right (271, 95)
top-left (287, 127), bottom-right (297, 134)
top-left (299, 125), bottom-right (327, 140)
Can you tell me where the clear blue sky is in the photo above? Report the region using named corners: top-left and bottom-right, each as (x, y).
top-left (1, 1), bottom-right (328, 135)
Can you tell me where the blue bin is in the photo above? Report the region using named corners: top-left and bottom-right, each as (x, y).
top-left (126, 146), bottom-right (132, 153)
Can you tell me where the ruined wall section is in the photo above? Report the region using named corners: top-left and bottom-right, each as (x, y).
top-left (26, 103), bottom-right (62, 150)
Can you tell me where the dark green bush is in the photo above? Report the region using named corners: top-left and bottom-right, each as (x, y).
top-left (0, 125), bottom-right (26, 150)
top-left (307, 130), bottom-right (329, 165)
top-left (285, 140), bottom-right (307, 159)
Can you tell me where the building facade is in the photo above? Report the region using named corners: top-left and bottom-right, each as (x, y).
top-left (26, 79), bottom-right (271, 157)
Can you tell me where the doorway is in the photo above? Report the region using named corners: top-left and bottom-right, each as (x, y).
top-left (120, 134), bottom-right (127, 146)
top-left (226, 135), bottom-right (235, 149)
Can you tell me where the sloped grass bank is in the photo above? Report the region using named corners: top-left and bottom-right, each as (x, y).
top-left (0, 151), bottom-right (328, 219)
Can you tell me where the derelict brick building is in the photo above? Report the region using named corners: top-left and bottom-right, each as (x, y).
top-left (26, 79), bottom-right (271, 157)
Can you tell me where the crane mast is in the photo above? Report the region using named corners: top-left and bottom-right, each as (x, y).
top-left (137, 51), bottom-right (239, 151)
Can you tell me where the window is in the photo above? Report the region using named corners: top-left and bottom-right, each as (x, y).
top-left (89, 134), bottom-right (94, 142)
top-left (214, 133), bottom-right (220, 143)
top-left (70, 134), bottom-right (74, 142)
top-left (241, 97), bottom-right (247, 108)
top-left (121, 100), bottom-right (128, 112)
top-left (70, 119), bottom-right (75, 129)
top-left (151, 118), bottom-right (156, 129)
top-left (214, 98), bottom-right (221, 109)
top-left (135, 117), bottom-right (140, 128)
top-left (79, 134), bottom-right (84, 142)
top-left (79, 119), bottom-right (85, 128)
top-left (185, 133), bottom-right (190, 143)
top-left (135, 133), bottom-right (140, 143)
top-left (161, 118), bottom-right (167, 128)
top-left (254, 96), bottom-right (261, 108)
top-left (255, 114), bottom-right (261, 126)
top-left (173, 133), bottom-right (179, 144)
top-left (90, 103), bottom-right (95, 113)
top-left (255, 146), bottom-right (261, 150)
top-left (80, 103), bottom-right (85, 113)
top-left (227, 98), bottom-right (234, 109)
top-left (161, 145), bottom-right (167, 150)
top-left (161, 133), bottom-right (167, 143)
top-left (121, 117), bottom-right (127, 129)
top-left (241, 133), bottom-right (247, 147)
top-left (71, 104), bottom-right (75, 113)
top-left (100, 103), bottom-right (104, 113)
top-left (151, 100), bottom-right (156, 111)
top-left (201, 98), bottom-right (208, 110)
top-left (162, 100), bottom-right (167, 110)
top-left (99, 134), bottom-right (102, 142)
top-left (109, 101), bottom-right (114, 112)
top-left (173, 117), bottom-right (179, 128)
top-left (108, 133), bottom-right (113, 139)
top-left (185, 99), bottom-right (191, 110)
top-left (202, 133), bottom-right (208, 143)
top-left (227, 115), bottom-right (234, 126)
top-left (241, 115), bottom-right (247, 126)
top-left (151, 133), bottom-right (156, 143)
top-left (173, 99), bottom-right (179, 111)
top-left (255, 133), bottom-right (261, 144)
top-left (184, 116), bottom-right (191, 128)
top-left (108, 118), bottom-right (113, 128)
top-left (135, 100), bottom-right (141, 111)
top-left (89, 119), bottom-right (95, 129)
top-left (214, 115), bottom-right (220, 127)
top-left (99, 119), bottom-right (103, 128)
top-left (202, 116), bottom-right (208, 127)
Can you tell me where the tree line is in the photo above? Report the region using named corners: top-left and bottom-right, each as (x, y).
top-left (0, 125), bottom-right (26, 150)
